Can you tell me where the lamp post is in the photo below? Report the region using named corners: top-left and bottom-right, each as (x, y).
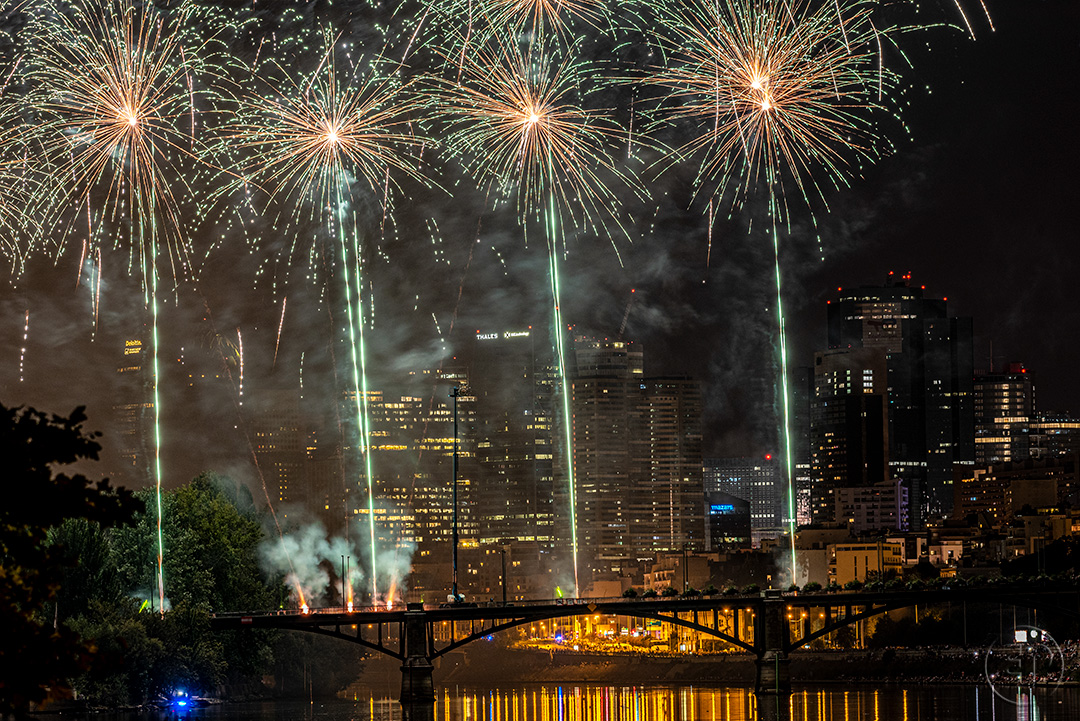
top-left (450, 386), bottom-right (460, 602)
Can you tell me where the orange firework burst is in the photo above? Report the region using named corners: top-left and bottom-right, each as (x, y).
top-left (649, 0), bottom-right (902, 207)
top-left (27, 0), bottom-right (227, 273)
top-left (432, 30), bottom-right (631, 237)
top-left (226, 31), bottom-right (427, 220)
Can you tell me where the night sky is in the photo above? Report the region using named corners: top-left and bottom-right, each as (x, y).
top-left (1, 0), bottom-right (1077, 491)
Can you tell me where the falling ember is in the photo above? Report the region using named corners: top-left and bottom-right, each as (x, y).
top-left (18, 310), bottom-right (29, 382)
top-left (236, 328), bottom-right (244, 405)
top-left (272, 296), bottom-right (287, 368)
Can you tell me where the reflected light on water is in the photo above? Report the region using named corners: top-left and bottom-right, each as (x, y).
top-left (405, 685), bottom-right (1066, 721)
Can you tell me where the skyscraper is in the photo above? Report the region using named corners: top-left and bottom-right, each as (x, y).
top-left (112, 334), bottom-right (153, 486)
top-left (469, 328), bottom-right (557, 548)
top-left (823, 273), bottom-right (974, 525)
top-left (973, 362), bottom-right (1035, 466)
top-left (809, 348), bottom-right (889, 523)
top-left (703, 455), bottom-right (782, 541)
top-left (568, 337), bottom-right (642, 577)
top-left (628, 377), bottom-right (705, 558)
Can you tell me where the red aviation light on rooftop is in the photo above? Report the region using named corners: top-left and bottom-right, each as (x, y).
top-left (765, 454), bottom-right (772, 460)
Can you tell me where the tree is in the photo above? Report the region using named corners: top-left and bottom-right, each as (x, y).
top-left (0, 404), bottom-right (141, 716)
top-left (108, 472), bottom-right (278, 696)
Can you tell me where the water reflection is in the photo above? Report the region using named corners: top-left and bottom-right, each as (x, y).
top-left (166, 685), bottom-right (1078, 721)
top-left (425, 685), bottom-right (1076, 721)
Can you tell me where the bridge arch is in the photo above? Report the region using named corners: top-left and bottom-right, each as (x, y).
top-left (427, 606), bottom-right (755, 658)
top-left (786, 589), bottom-right (1080, 654)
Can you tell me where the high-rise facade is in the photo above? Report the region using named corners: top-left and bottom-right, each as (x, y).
top-left (569, 338), bottom-right (642, 577)
top-left (469, 328), bottom-right (557, 548)
top-left (973, 363), bottom-right (1035, 466)
top-left (703, 456), bottom-right (782, 537)
top-left (823, 273), bottom-right (974, 524)
top-left (629, 377), bottom-right (705, 558)
top-left (568, 338), bottom-right (704, 583)
top-left (809, 348), bottom-right (889, 523)
top-left (112, 334), bottom-right (153, 485)
top-left (1029, 412), bottom-right (1080, 459)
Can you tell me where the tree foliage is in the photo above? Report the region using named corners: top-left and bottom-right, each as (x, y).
top-left (0, 404), bottom-right (141, 716)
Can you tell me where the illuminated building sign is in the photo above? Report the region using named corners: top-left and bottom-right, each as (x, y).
top-left (476, 331), bottom-right (531, 340)
top-left (710, 504), bottom-right (736, 514)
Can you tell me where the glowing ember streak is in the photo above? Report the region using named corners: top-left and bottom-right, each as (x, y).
top-left (236, 328), bottom-right (244, 405)
top-left (18, 310), bottom-right (29, 382)
top-left (273, 296), bottom-right (287, 368)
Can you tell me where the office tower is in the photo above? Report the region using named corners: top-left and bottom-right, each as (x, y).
top-left (809, 348), bottom-right (889, 523)
top-left (357, 368), bottom-right (475, 553)
top-left (469, 328), bottom-right (556, 548)
top-left (791, 366), bottom-right (815, 526)
top-left (112, 334), bottom-right (153, 485)
top-left (973, 362), bottom-right (1035, 466)
top-left (704, 456), bottom-right (782, 540)
top-left (834, 480), bottom-right (909, 533)
top-left (704, 491), bottom-right (752, 548)
top-left (252, 390), bottom-right (305, 516)
top-left (1029, 412), bottom-right (1080, 459)
top-left (628, 377), bottom-right (705, 558)
top-left (824, 273), bottom-right (974, 525)
top-left (569, 337), bottom-right (642, 577)
top-left (568, 339), bottom-right (704, 581)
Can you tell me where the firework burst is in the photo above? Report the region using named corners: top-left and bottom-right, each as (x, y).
top-left (432, 31), bottom-right (633, 243)
top-left (26, 0), bottom-right (230, 279)
top-left (648, 0), bottom-right (912, 581)
top-left (431, 30), bottom-right (637, 593)
top-left (225, 35), bottom-right (427, 224)
top-left (221, 30), bottom-right (429, 604)
top-left (23, 0), bottom-right (235, 615)
top-left (649, 0), bottom-right (903, 210)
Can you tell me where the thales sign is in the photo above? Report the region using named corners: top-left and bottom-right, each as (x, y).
top-left (477, 330), bottom-right (531, 340)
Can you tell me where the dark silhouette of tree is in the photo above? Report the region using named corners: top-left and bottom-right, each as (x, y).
top-left (0, 404), bottom-right (141, 717)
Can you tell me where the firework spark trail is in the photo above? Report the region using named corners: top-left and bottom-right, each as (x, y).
top-left (432, 30), bottom-right (637, 593)
top-left (236, 328), bottom-right (244, 405)
top-left (273, 295), bottom-right (287, 368)
top-left (649, 0), bottom-right (907, 580)
top-left (223, 30), bottom-right (428, 603)
top-left (18, 310), bottom-right (28, 382)
top-left (200, 294), bottom-right (305, 601)
top-left (25, 0), bottom-right (234, 614)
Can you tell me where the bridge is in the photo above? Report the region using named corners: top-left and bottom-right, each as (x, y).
top-left (211, 586), bottom-right (1080, 720)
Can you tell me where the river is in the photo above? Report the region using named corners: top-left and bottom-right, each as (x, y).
top-left (128, 684), bottom-right (1079, 721)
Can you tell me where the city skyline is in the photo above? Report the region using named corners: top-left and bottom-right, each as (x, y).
top-left (0, 1), bottom-right (1077, 493)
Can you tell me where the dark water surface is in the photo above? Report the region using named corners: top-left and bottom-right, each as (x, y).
top-left (121, 684), bottom-right (1079, 721)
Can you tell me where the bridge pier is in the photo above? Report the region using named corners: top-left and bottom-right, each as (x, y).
top-left (399, 603), bottom-right (435, 721)
top-left (754, 596), bottom-right (792, 721)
